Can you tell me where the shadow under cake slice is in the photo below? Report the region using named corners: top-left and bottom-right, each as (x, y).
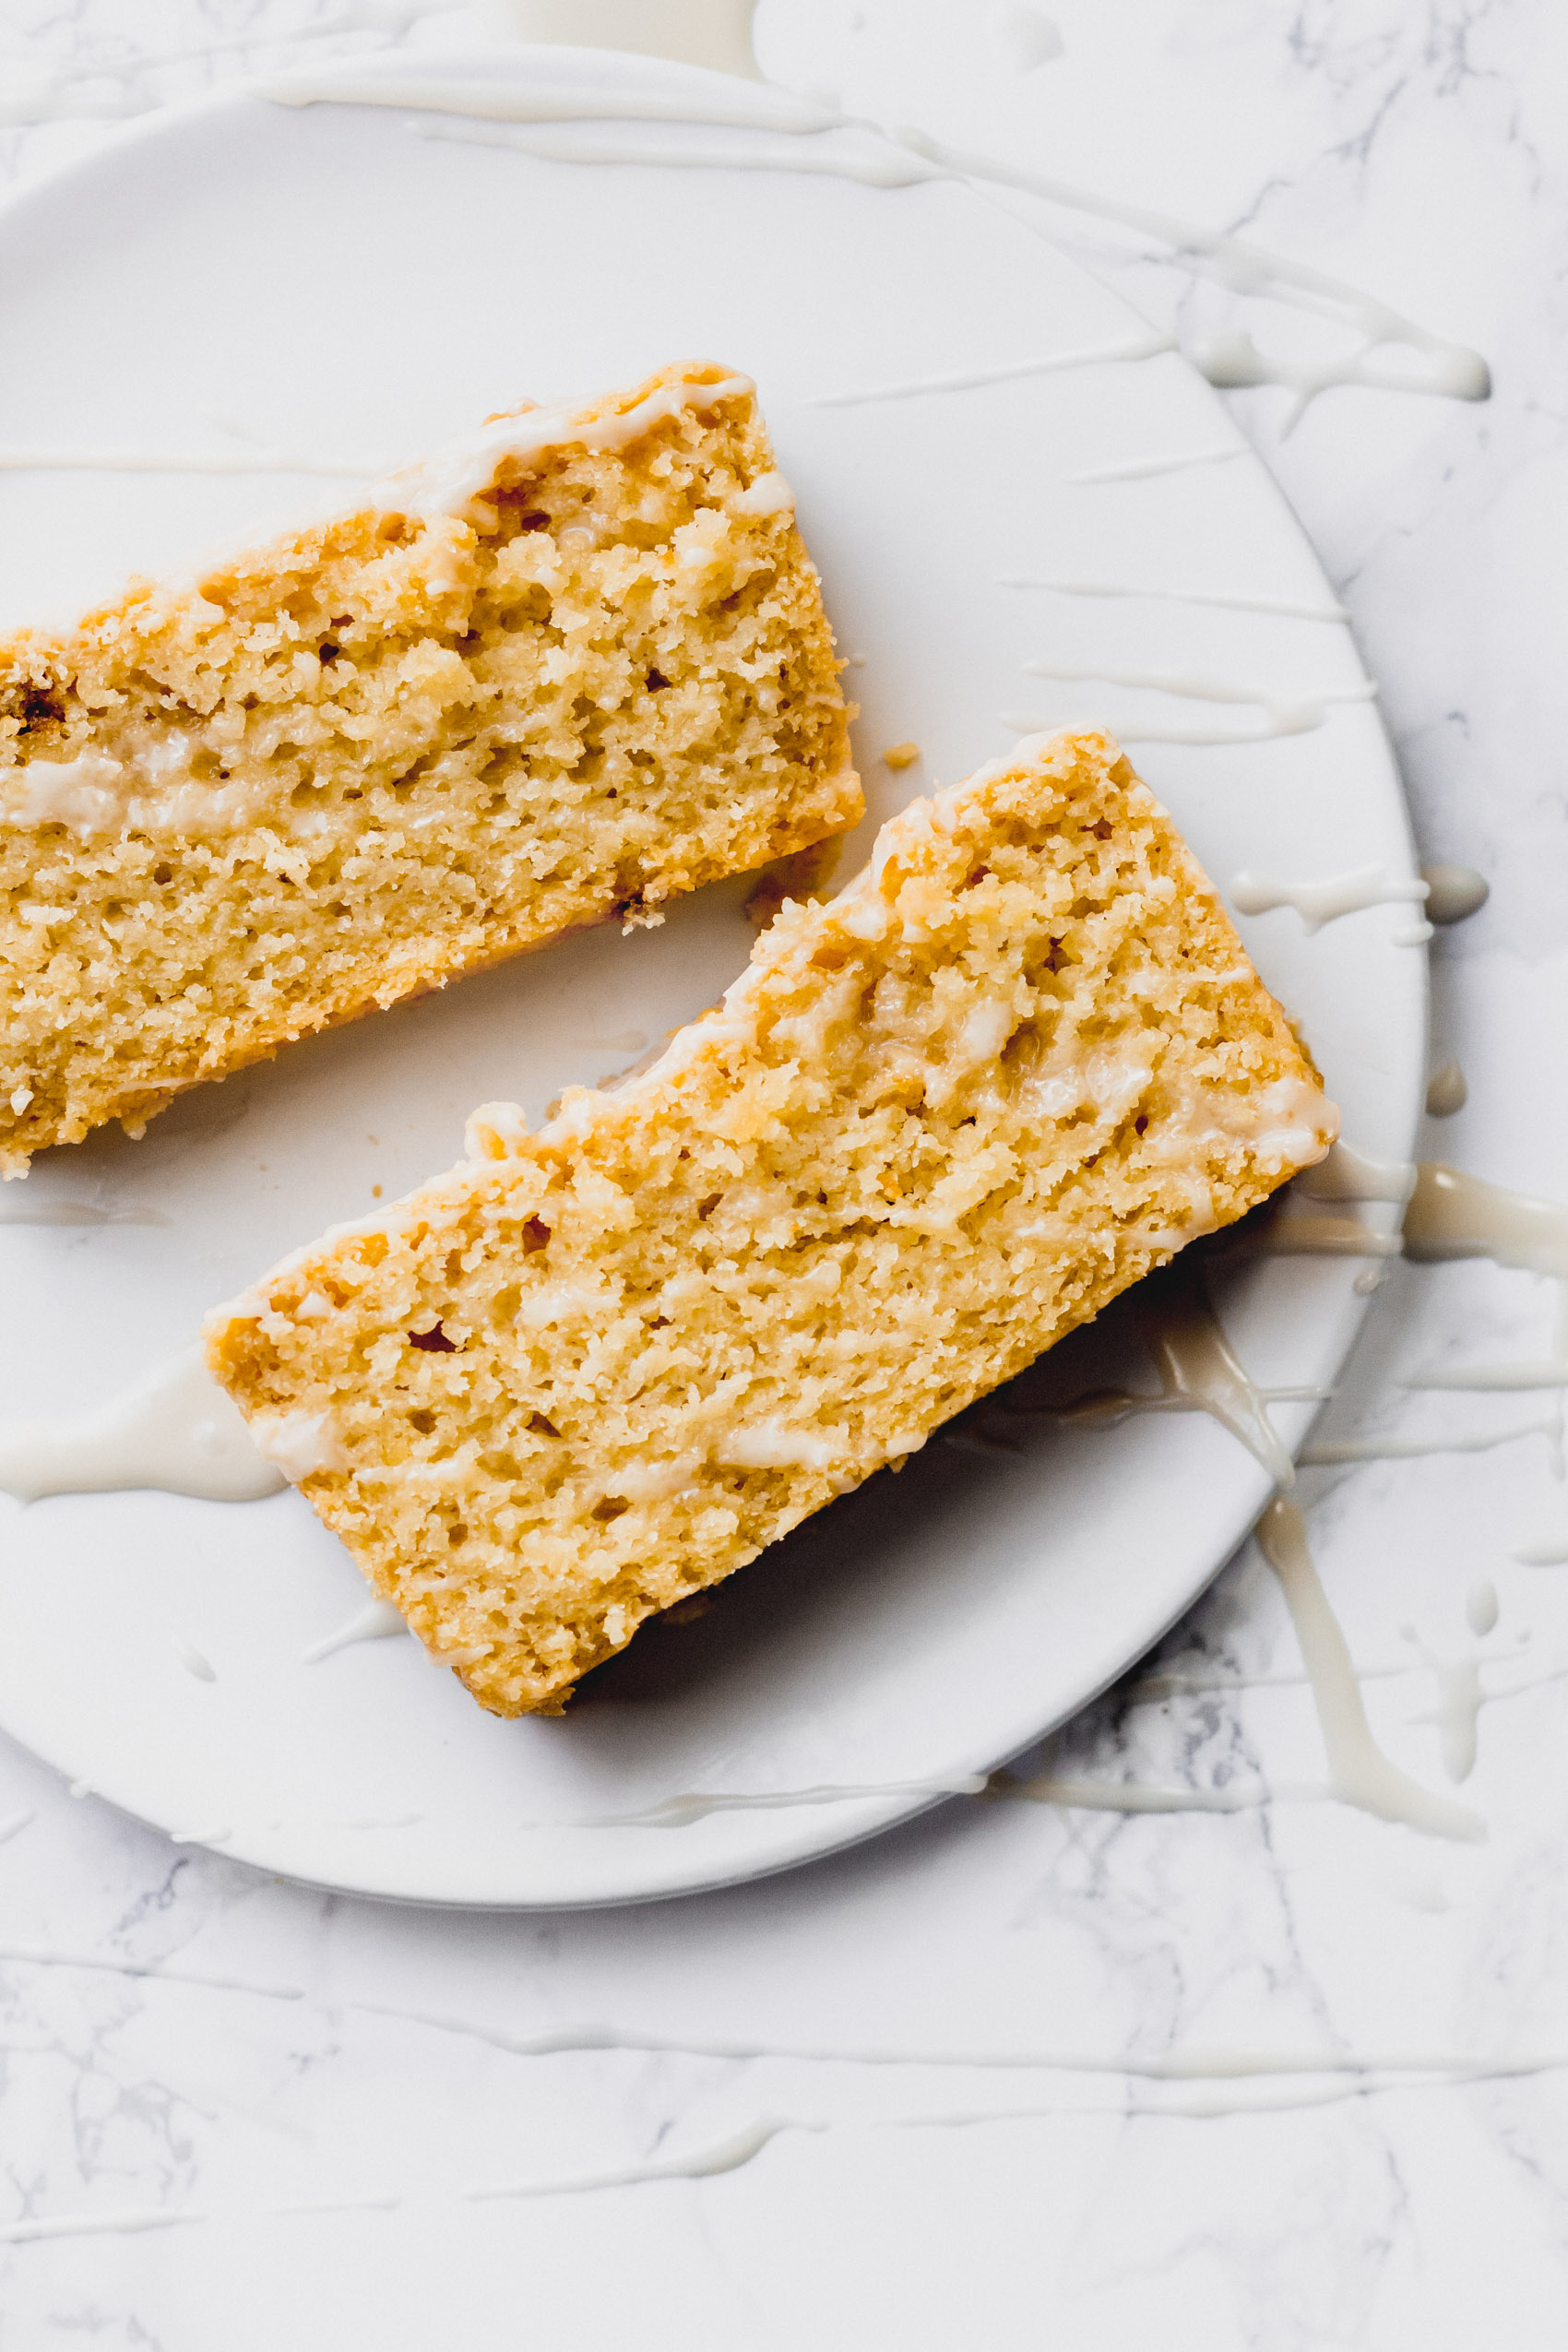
top-left (0, 361), bottom-right (859, 1172)
top-left (206, 729), bottom-right (1336, 1717)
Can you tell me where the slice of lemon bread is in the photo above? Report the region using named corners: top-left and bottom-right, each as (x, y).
top-left (208, 730), bottom-right (1336, 1717)
top-left (0, 362), bottom-right (858, 1173)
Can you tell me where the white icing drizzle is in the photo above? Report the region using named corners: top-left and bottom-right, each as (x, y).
top-left (1425, 1059), bottom-right (1467, 1118)
top-left (449, 2025), bottom-right (1568, 2094)
top-left (10, 751), bottom-right (123, 830)
top-left (16, 1940), bottom-right (1568, 2157)
top-left (0, 1941), bottom-right (304, 2001)
top-left (468, 2117), bottom-right (818, 2201)
top-left (1230, 864), bottom-right (1429, 932)
top-left (418, 113), bottom-right (935, 189)
top-left (1515, 1538), bottom-right (1568, 1567)
top-left (806, 331), bottom-right (1175, 408)
top-left (1196, 328), bottom-right (1481, 425)
top-left (0, 1194), bottom-right (164, 1227)
top-left (264, 72), bottom-right (828, 135)
top-left (1249, 1143), bottom-right (1411, 1258)
top-left (6, 746), bottom-right (299, 841)
top-left (994, 1772), bottom-right (1278, 1816)
top-left (277, 77), bottom-right (1489, 415)
top-left (718, 1422), bottom-right (843, 1472)
top-left (1301, 1420), bottom-right (1557, 1468)
top-left (1420, 861), bottom-right (1490, 925)
top-left (1467, 1578), bottom-right (1501, 1637)
top-left (247, 1409), bottom-right (348, 1484)
top-left (731, 467), bottom-right (793, 516)
top-left (1002, 576), bottom-right (1348, 623)
top-left (1044, 1262), bottom-right (1308, 1487)
top-left (14, 2052), bottom-right (1560, 2237)
top-left (1403, 1161), bottom-right (1568, 1280)
top-left (1297, 1142), bottom-right (1416, 1206)
top-left (1008, 664), bottom-right (1376, 748)
top-left (303, 1598), bottom-right (409, 1664)
top-left (1243, 1213), bottom-right (1403, 1260)
top-left (887, 125), bottom-right (1491, 414)
top-left (569, 1777), bottom-right (988, 1829)
top-left (0, 2207), bottom-right (205, 2246)
top-left (1063, 445), bottom-right (1246, 485)
top-left (1254, 1499), bottom-right (1484, 1840)
top-left (0, 1345), bottom-right (284, 1505)
top-left (1406, 1361), bottom-right (1568, 1393)
top-left (1405, 1623), bottom-right (1486, 1784)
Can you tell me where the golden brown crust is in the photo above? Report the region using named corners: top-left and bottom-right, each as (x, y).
top-left (208, 731), bottom-right (1335, 1717)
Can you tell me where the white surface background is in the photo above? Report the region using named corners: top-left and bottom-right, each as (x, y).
top-left (0, 2), bottom-right (1565, 2345)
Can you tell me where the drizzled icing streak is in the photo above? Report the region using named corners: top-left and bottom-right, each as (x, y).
top-left (1031, 1257), bottom-right (1311, 1486)
top-left (0, 1345), bottom-right (282, 1505)
top-left (1004, 576), bottom-right (1348, 623)
top-left (267, 75), bottom-right (1489, 416)
top-left (303, 1598), bottom-right (408, 1664)
top-left (806, 332), bottom-right (1175, 408)
top-left (1230, 864), bottom-right (1429, 933)
top-left (1007, 663), bottom-right (1375, 748)
top-left (1255, 1499), bottom-right (1483, 1840)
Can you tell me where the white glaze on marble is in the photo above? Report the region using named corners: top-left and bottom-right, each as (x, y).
top-left (1404, 1163), bottom-right (1568, 1280)
top-left (1425, 1058), bottom-right (1468, 1118)
top-left (1301, 1419), bottom-right (1558, 1468)
top-left (1406, 1360), bottom-right (1568, 1393)
top-left (1420, 861), bottom-right (1490, 925)
top-left (1255, 1499), bottom-right (1483, 1840)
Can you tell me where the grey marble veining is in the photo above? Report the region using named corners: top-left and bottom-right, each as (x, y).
top-left (0, 2), bottom-right (1565, 2344)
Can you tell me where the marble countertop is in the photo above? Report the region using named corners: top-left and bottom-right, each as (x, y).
top-left (2, 2), bottom-right (1565, 2344)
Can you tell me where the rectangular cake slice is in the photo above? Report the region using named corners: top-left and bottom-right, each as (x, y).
top-left (207, 730), bottom-right (1336, 1716)
top-left (0, 362), bottom-right (858, 1172)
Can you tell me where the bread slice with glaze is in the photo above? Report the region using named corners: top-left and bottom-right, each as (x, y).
top-left (0, 362), bottom-right (858, 1173)
top-left (207, 729), bottom-right (1336, 1716)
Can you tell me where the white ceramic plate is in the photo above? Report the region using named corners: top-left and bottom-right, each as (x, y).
top-left (0, 50), bottom-right (1422, 1906)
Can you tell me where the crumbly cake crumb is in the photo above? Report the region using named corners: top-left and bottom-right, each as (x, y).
top-left (208, 729), bottom-right (1336, 1717)
top-left (0, 362), bottom-right (858, 1173)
